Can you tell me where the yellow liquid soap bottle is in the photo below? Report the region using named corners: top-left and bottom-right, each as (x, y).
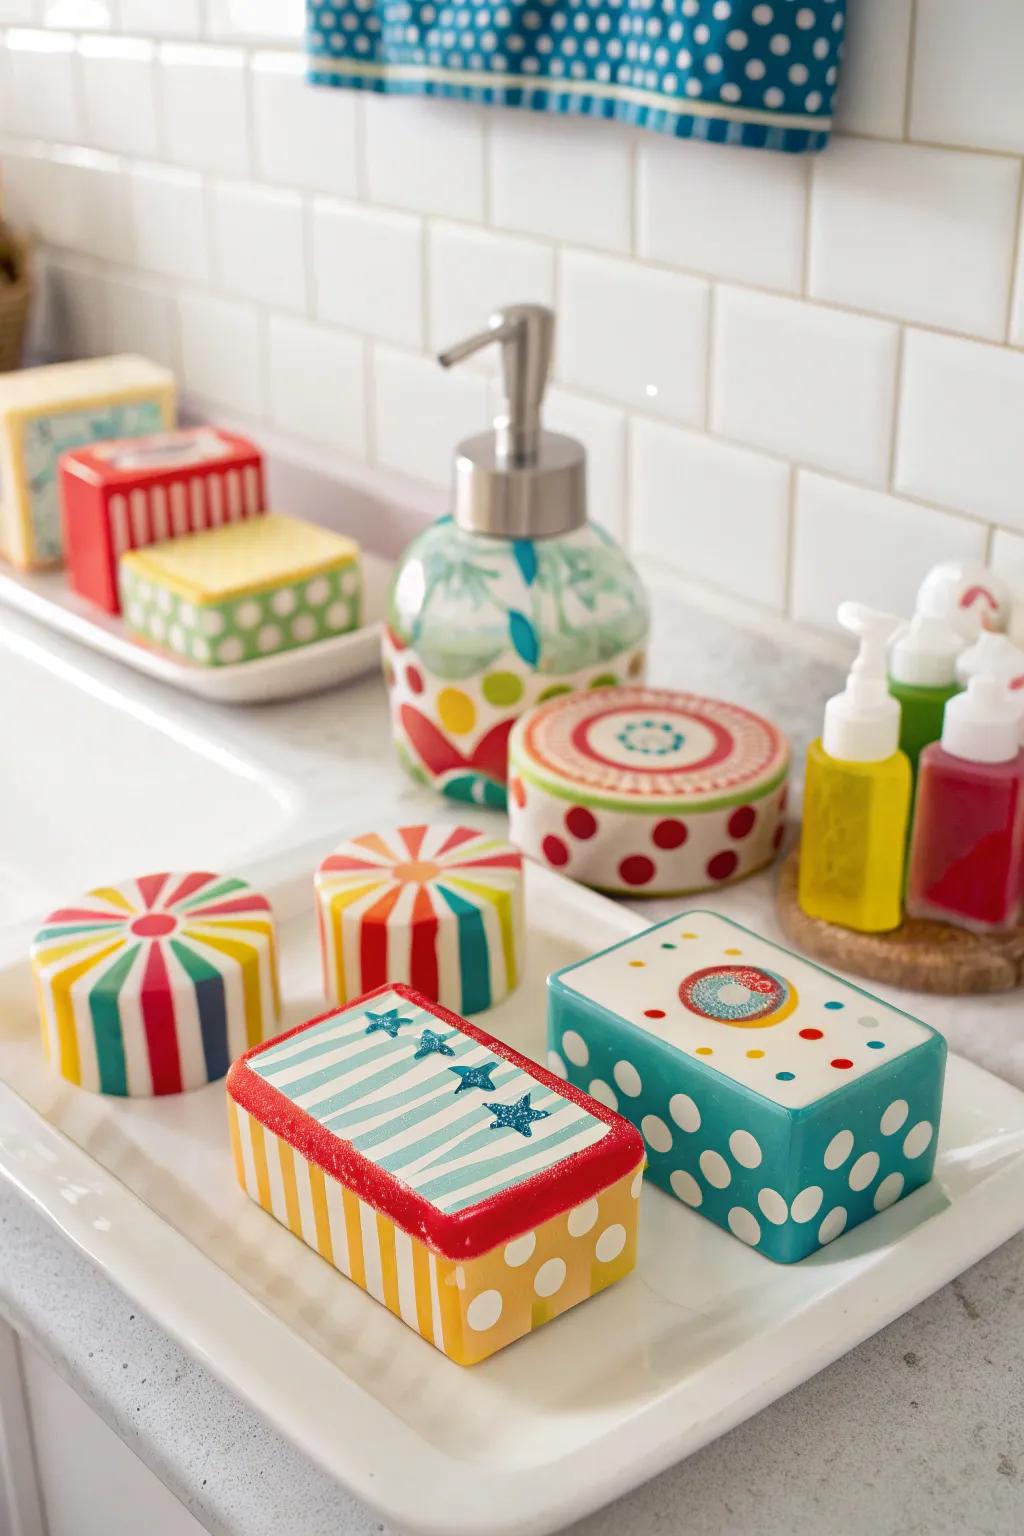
top-left (799, 602), bottom-right (912, 933)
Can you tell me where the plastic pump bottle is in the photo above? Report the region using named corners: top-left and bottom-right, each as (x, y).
top-left (887, 602), bottom-right (965, 774)
top-left (954, 629), bottom-right (1024, 689)
top-left (799, 603), bottom-right (912, 933)
top-left (906, 675), bottom-right (1024, 933)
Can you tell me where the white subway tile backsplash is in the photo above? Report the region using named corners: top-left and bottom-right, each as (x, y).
top-left (428, 224), bottom-right (554, 356)
top-left (1011, 213), bottom-right (1024, 347)
top-left (373, 345), bottom-right (489, 488)
top-left (178, 289), bottom-right (263, 416)
top-left (490, 112), bottom-right (631, 253)
top-left (810, 139), bottom-right (1020, 340)
top-left (990, 530), bottom-right (1024, 604)
top-left (79, 35), bottom-right (159, 159)
top-left (631, 419), bottom-right (789, 612)
top-left (313, 199), bottom-right (423, 349)
top-left (207, 0), bottom-right (305, 41)
top-left (833, 0), bottom-right (911, 140)
top-left (560, 251), bottom-right (707, 424)
top-left (4, 29), bottom-right (80, 141)
top-left (544, 387), bottom-right (626, 540)
top-left (1, 142), bottom-right (56, 238)
top-left (896, 329), bottom-right (1024, 529)
top-left (130, 163), bottom-right (210, 283)
top-left (49, 146), bottom-right (132, 264)
top-left (364, 97), bottom-right (485, 223)
top-left (120, 1), bottom-right (202, 35)
top-left (912, 0), bottom-right (1024, 155)
top-left (45, 257), bottom-right (111, 357)
top-left (103, 270), bottom-right (177, 370)
top-left (211, 181), bottom-right (306, 312)
top-left (251, 52), bottom-right (358, 199)
top-left (792, 471), bottom-right (987, 631)
top-left (160, 43), bottom-right (250, 176)
top-left (638, 138), bottom-right (806, 294)
top-left (44, 0), bottom-right (111, 27)
top-left (267, 314), bottom-right (366, 459)
top-left (712, 286), bottom-right (898, 485)
top-left (0, 4), bottom-right (40, 20)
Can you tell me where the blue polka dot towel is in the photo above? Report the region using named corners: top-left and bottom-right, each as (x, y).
top-left (308, 0), bottom-right (846, 153)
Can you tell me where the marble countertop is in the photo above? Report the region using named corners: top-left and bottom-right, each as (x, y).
top-left (2, 576), bottom-right (1023, 1536)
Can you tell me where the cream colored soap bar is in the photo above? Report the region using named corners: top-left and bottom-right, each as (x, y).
top-left (0, 354), bottom-right (176, 569)
top-left (119, 513), bottom-right (362, 666)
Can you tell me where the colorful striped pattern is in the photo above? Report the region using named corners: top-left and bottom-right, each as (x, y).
top-left (315, 825), bottom-right (524, 1015)
top-left (248, 989), bottom-right (607, 1214)
top-left (227, 1094), bottom-right (643, 1365)
top-left (31, 872), bottom-right (281, 1096)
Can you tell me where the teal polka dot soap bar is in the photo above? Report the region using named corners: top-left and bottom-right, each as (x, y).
top-left (119, 513), bottom-right (361, 666)
top-left (547, 912), bottom-right (946, 1263)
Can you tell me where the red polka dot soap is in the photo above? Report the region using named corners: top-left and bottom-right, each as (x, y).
top-left (548, 911), bottom-right (946, 1263)
top-left (508, 686), bottom-right (789, 895)
top-left (227, 983), bottom-right (645, 1365)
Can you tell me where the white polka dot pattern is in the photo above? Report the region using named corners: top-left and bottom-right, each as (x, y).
top-left (308, 0), bottom-right (845, 156)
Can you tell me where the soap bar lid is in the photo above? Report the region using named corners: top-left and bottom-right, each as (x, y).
top-left (439, 305), bottom-right (586, 540)
top-left (227, 982), bottom-right (643, 1259)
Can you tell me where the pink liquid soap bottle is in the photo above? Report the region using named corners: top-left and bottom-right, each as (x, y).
top-left (906, 674), bottom-right (1024, 932)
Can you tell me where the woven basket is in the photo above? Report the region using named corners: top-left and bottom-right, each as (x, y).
top-left (0, 237), bottom-right (31, 374)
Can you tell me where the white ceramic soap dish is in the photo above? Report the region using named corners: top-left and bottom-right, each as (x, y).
top-left (0, 550), bottom-right (392, 704)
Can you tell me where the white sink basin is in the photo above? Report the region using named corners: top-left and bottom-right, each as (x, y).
top-left (0, 618), bottom-right (298, 932)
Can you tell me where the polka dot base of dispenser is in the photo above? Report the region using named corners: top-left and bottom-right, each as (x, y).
top-left (508, 686), bottom-right (789, 895)
top-left (227, 982), bottom-right (645, 1365)
top-left (547, 911), bottom-right (946, 1263)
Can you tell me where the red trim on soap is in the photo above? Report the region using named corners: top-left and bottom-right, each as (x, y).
top-left (227, 982), bottom-right (644, 1261)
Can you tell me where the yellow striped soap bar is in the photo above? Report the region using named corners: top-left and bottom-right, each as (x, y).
top-left (226, 983), bottom-right (645, 1365)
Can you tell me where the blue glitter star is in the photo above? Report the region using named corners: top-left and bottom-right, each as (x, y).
top-left (414, 1028), bottom-right (456, 1059)
top-left (364, 1009), bottom-right (414, 1039)
top-left (484, 1093), bottom-right (551, 1138)
top-left (448, 1061), bottom-right (499, 1094)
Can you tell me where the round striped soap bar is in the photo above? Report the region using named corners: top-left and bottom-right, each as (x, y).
top-left (508, 686), bottom-right (789, 896)
top-left (30, 872), bottom-right (280, 1096)
top-left (315, 824), bottom-right (524, 1015)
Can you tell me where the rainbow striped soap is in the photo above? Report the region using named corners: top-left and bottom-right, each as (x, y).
top-left (227, 983), bottom-right (645, 1365)
top-left (315, 824), bottom-right (524, 1015)
top-left (30, 872), bottom-right (280, 1096)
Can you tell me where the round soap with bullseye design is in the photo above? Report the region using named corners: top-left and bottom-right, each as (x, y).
top-left (508, 686), bottom-right (789, 895)
top-left (315, 824), bottom-right (524, 1015)
top-left (30, 872), bottom-right (280, 1095)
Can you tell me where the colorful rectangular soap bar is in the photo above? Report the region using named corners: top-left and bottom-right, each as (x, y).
top-left (60, 427), bottom-right (265, 613)
top-left (549, 912), bottom-right (946, 1263)
top-left (119, 513), bottom-right (361, 666)
top-left (0, 354), bottom-right (175, 568)
top-left (227, 983), bottom-right (645, 1364)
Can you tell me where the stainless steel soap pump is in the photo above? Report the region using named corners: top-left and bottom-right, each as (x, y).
top-left (384, 302), bottom-right (650, 809)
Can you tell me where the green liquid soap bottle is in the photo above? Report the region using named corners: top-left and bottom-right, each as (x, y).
top-left (799, 602), bottom-right (912, 934)
top-left (887, 605), bottom-right (964, 775)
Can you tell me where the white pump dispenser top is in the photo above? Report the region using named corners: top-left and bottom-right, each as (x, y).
top-left (954, 629), bottom-right (1024, 689)
top-left (823, 602), bottom-right (903, 763)
top-left (889, 595), bottom-right (964, 688)
top-left (942, 673), bottom-right (1022, 765)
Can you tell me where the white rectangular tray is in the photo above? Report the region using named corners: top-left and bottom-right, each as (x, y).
top-left (2, 846), bottom-right (1024, 1536)
top-left (0, 553), bottom-right (392, 703)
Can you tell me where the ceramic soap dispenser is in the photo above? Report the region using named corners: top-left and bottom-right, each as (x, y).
top-left (384, 305), bottom-right (650, 808)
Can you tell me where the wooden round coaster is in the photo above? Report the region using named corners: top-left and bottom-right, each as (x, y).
top-left (775, 849), bottom-right (1024, 995)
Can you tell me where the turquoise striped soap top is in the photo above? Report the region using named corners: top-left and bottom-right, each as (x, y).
top-left (250, 987), bottom-right (609, 1213)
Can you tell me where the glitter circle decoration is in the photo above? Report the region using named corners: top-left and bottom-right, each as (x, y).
top-left (508, 686), bottom-right (789, 896)
top-left (679, 965), bottom-right (799, 1028)
top-left (315, 824), bottom-right (524, 1016)
top-left (30, 872), bottom-right (281, 1096)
